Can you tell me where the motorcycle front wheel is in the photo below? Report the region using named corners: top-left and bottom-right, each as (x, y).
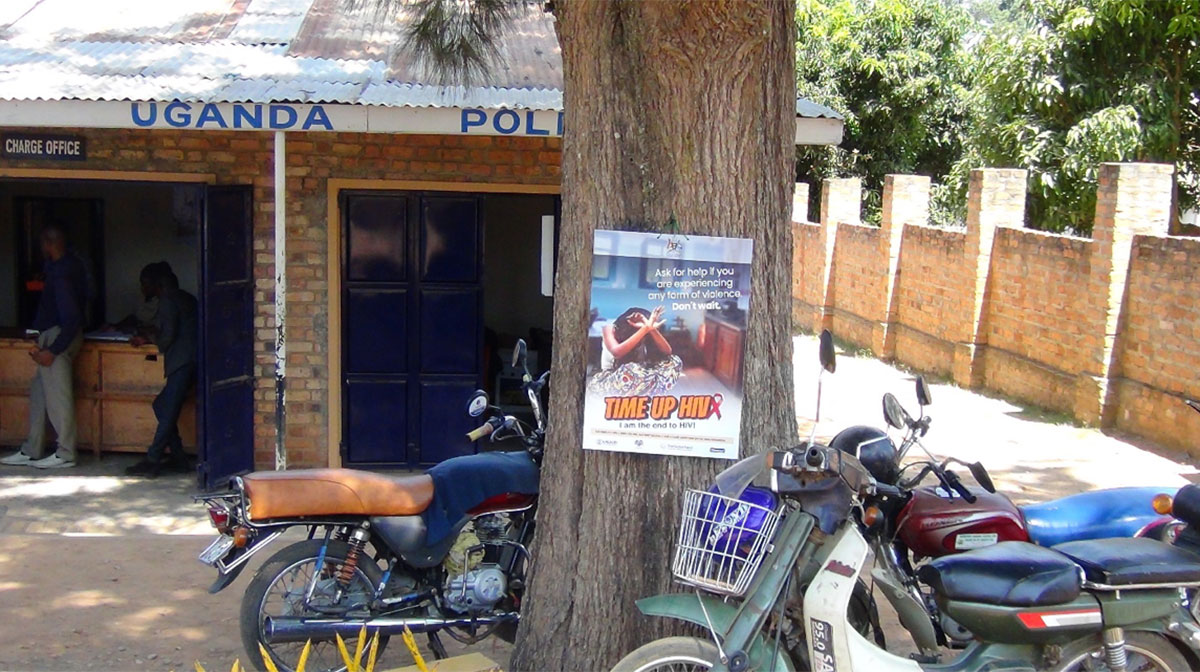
top-left (610, 636), bottom-right (720, 672)
top-left (240, 539), bottom-right (389, 672)
top-left (1052, 631), bottom-right (1189, 672)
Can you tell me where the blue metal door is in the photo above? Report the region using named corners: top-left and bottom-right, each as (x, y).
top-left (342, 193), bottom-right (482, 467)
top-left (198, 185), bottom-right (255, 489)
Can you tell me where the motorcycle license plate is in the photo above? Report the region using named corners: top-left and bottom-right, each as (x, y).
top-left (199, 535), bottom-right (236, 566)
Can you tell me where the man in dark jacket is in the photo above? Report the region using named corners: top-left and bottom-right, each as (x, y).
top-left (126, 263), bottom-right (198, 477)
top-left (1, 225), bottom-right (87, 469)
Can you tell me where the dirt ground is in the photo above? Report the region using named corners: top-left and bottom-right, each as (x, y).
top-left (0, 333), bottom-right (1194, 671)
top-left (0, 460), bottom-right (510, 672)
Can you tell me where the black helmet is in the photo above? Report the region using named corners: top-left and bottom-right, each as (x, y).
top-left (830, 425), bottom-right (899, 485)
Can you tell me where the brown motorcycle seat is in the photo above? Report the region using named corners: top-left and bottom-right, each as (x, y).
top-left (242, 469), bottom-right (434, 521)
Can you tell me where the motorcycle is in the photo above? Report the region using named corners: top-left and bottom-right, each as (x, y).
top-left (613, 331), bottom-right (1200, 672)
top-left (196, 340), bottom-right (546, 672)
top-left (833, 378), bottom-right (1183, 652)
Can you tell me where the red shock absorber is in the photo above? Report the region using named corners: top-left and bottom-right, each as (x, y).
top-left (337, 524), bottom-right (370, 588)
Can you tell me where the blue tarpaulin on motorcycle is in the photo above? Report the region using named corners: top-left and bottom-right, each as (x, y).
top-left (423, 451), bottom-right (540, 545)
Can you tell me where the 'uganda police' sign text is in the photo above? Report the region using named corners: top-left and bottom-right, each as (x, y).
top-left (99, 101), bottom-right (564, 136)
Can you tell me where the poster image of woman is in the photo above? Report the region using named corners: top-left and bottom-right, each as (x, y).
top-left (588, 306), bottom-right (683, 396)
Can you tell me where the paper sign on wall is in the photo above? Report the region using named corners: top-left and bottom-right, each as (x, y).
top-left (582, 230), bottom-right (753, 459)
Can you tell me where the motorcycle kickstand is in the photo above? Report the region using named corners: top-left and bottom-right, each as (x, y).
top-left (427, 632), bottom-right (448, 660)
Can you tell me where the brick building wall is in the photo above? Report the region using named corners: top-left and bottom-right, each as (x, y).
top-left (0, 127), bottom-right (561, 468)
top-left (793, 163), bottom-right (1200, 456)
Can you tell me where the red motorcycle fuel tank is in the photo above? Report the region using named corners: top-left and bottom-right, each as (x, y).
top-left (896, 485), bottom-right (1028, 558)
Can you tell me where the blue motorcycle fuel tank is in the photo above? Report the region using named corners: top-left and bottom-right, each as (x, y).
top-left (1021, 486), bottom-right (1178, 547)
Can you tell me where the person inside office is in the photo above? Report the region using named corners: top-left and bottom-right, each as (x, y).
top-left (1, 224), bottom-right (87, 469)
top-left (124, 262), bottom-right (198, 478)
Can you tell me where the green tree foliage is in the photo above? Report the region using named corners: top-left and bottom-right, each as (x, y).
top-left (955, 0), bottom-right (1200, 234)
top-left (794, 0), bottom-right (972, 223)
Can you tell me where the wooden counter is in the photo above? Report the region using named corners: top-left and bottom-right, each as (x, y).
top-left (0, 337), bottom-right (196, 455)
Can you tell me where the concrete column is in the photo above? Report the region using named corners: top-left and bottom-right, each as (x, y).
top-left (816, 178), bottom-right (860, 329)
top-left (873, 174), bottom-right (929, 357)
top-left (1073, 163), bottom-right (1173, 424)
top-left (951, 168), bottom-right (1026, 387)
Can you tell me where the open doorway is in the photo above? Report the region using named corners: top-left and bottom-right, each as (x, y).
top-left (0, 178), bottom-right (254, 489)
top-left (1, 180), bottom-right (200, 332)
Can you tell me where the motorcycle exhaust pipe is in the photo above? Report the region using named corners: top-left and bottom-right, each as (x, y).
top-left (263, 612), bottom-right (519, 644)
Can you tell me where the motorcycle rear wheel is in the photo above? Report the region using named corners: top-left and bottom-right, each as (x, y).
top-left (240, 539), bottom-right (389, 672)
top-left (1052, 631), bottom-right (1189, 672)
top-left (610, 636), bottom-right (720, 672)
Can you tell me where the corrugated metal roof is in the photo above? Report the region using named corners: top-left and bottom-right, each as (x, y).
top-left (796, 98), bottom-right (844, 120)
top-left (0, 0), bottom-right (842, 119)
top-left (228, 0), bottom-right (314, 45)
top-left (0, 0), bottom-right (238, 44)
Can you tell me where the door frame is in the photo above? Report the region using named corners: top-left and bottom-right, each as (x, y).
top-left (326, 178), bottom-right (559, 468)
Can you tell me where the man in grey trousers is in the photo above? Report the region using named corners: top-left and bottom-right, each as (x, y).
top-left (1, 225), bottom-right (87, 469)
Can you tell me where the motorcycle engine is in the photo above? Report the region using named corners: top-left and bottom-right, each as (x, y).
top-left (441, 516), bottom-right (514, 614)
top-left (443, 565), bottom-right (508, 613)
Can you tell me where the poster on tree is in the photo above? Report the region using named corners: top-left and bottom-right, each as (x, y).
top-left (582, 229), bottom-right (753, 459)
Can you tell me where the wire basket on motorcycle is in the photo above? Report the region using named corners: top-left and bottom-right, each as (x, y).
top-left (671, 487), bottom-right (781, 597)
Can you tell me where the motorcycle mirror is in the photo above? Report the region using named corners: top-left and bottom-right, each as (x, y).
top-left (466, 390), bottom-right (490, 418)
top-left (916, 376), bottom-right (932, 407)
top-left (969, 461), bottom-right (996, 493)
top-left (818, 329), bottom-right (836, 373)
top-left (882, 393), bottom-right (912, 430)
top-left (512, 339), bottom-right (528, 370)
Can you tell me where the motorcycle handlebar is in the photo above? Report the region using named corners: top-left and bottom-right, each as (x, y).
top-left (875, 482), bottom-right (904, 498)
top-left (914, 416), bottom-right (932, 437)
top-left (770, 445), bottom-right (880, 497)
top-left (943, 469), bottom-right (976, 503)
top-left (466, 422), bottom-right (494, 442)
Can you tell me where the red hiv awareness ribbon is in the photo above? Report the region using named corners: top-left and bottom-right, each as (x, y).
top-left (711, 393), bottom-right (723, 420)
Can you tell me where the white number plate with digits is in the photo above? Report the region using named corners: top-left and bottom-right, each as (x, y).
top-left (810, 617), bottom-right (837, 671)
top-left (199, 535), bottom-right (236, 566)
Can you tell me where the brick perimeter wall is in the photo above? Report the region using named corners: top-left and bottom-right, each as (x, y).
top-left (793, 164), bottom-right (1200, 456)
top-left (893, 225), bottom-right (965, 378)
top-left (828, 223), bottom-right (882, 346)
top-left (791, 222), bottom-right (822, 331)
top-left (1118, 235), bottom-right (1200, 445)
top-left (1, 127), bottom-right (560, 468)
top-left (983, 229), bottom-right (1091, 414)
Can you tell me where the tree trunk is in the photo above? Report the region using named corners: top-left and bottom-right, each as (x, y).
top-left (512, 1), bottom-right (797, 668)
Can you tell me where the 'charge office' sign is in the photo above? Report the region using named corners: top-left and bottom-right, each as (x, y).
top-left (2, 133), bottom-right (86, 161)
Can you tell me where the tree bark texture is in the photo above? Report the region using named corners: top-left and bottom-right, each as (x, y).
top-left (512, 1), bottom-right (797, 668)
